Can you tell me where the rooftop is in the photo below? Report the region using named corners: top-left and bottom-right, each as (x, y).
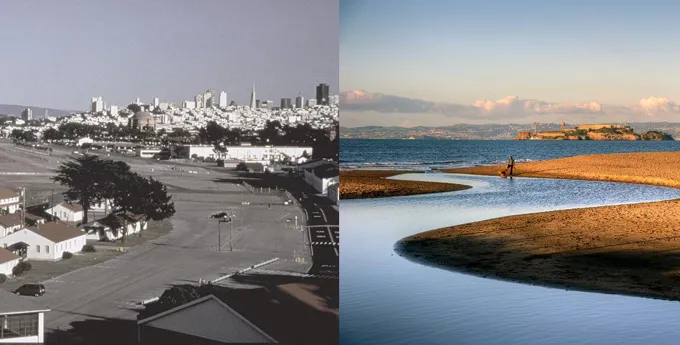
top-left (0, 186), bottom-right (19, 200)
top-left (27, 221), bottom-right (85, 243)
top-left (0, 247), bottom-right (19, 264)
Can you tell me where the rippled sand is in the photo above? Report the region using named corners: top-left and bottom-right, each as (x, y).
top-left (400, 152), bottom-right (680, 301)
top-left (340, 170), bottom-right (471, 199)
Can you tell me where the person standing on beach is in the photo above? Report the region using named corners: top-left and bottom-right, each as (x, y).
top-left (507, 156), bottom-right (515, 177)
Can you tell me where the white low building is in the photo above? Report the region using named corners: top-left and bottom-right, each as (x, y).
top-left (0, 248), bottom-right (20, 277)
top-left (46, 203), bottom-right (84, 223)
top-left (327, 184), bottom-right (339, 204)
top-left (303, 163), bottom-right (339, 195)
top-left (0, 290), bottom-right (50, 343)
top-left (175, 145), bottom-right (312, 164)
top-left (0, 214), bottom-right (22, 238)
top-left (0, 222), bottom-right (87, 261)
top-left (81, 213), bottom-right (146, 242)
top-left (0, 187), bottom-right (20, 215)
top-left (89, 199), bottom-right (113, 213)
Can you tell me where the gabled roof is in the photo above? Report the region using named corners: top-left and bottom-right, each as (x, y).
top-left (27, 221), bottom-right (85, 243)
top-left (0, 213), bottom-right (21, 228)
top-left (138, 294), bottom-right (277, 343)
top-left (0, 289), bottom-right (50, 315)
top-left (0, 186), bottom-right (19, 200)
top-left (56, 202), bottom-right (84, 213)
top-left (95, 213), bottom-right (144, 229)
top-left (0, 247), bottom-right (19, 264)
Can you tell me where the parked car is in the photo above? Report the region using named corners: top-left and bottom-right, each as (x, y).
top-left (14, 284), bottom-right (45, 297)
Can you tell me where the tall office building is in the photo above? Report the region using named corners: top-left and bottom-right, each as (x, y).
top-left (135, 97), bottom-right (141, 105)
top-left (110, 105), bottom-right (119, 116)
top-left (280, 98), bottom-right (292, 109)
top-left (316, 83), bottom-right (329, 105)
top-left (295, 95), bottom-right (304, 108)
top-left (204, 89), bottom-right (213, 107)
top-left (219, 91), bottom-right (228, 108)
top-left (249, 83), bottom-right (256, 109)
top-left (256, 100), bottom-right (262, 109)
top-left (195, 94), bottom-right (204, 108)
top-left (306, 99), bottom-right (317, 107)
top-left (153, 97), bottom-right (160, 108)
top-left (91, 96), bottom-right (104, 113)
top-left (21, 108), bottom-right (32, 121)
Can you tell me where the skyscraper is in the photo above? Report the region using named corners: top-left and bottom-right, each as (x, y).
top-left (21, 108), bottom-right (32, 121)
top-left (110, 105), bottom-right (119, 116)
top-left (204, 89), bottom-right (213, 107)
top-left (316, 83), bottom-right (329, 105)
top-left (256, 100), bottom-right (262, 108)
top-left (195, 94), bottom-right (204, 108)
top-left (295, 94), bottom-right (304, 108)
top-left (219, 91), bottom-right (228, 108)
top-left (153, 97), bottom-right (160, 108)
top-left (250, 83), bottom-right (257, 109)
top-left (91, 96), bottom-right (104, 113)
top-left (280, 98), bottom-right (292, 109)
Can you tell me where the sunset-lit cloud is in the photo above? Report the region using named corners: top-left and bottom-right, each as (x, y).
top-left (341, 91), bottom-right (680, 127)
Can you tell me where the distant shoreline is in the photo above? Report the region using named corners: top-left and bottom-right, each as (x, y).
top-left (339, 170), bottom-right (471, 199)
top-left (398, 151), bottom-right (680, 301)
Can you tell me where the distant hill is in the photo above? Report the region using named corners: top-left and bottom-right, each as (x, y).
top-left (341, 122), bottom-right (680, 140)
top-left (0, 104), bottom-right (76, 118)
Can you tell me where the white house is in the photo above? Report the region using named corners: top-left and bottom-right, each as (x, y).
top-left (76, 137), bottom-right (93, 147)
top-left (0, 187), bottom-right (20, 215)
top-left (327, 184), bottom-right (339, 204)
top-left (81, 213), bottom-right (146, 242)
top-left (89, 199), bottom-right (113, 213)
top-left (0, 248), bottom-right (19, 277)
top-left (0, 222), bottom-right (87, 261)
top-left (0, 214), bottom-right (22, 238)
top-left (303, 163), bottom-right (339, 195)
top-left (0, 289), bottom-right (50, 343)
top-left (46, 203), bottom-right (83, 223)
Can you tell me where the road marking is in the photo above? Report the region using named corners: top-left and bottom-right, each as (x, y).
top-left (310, 242), bottom-right (338, 246)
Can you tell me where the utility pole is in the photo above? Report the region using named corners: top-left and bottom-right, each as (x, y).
top-left (50, 189), bottom-right (55, 220)
top-left (21, 187), bottom-right (25, 227)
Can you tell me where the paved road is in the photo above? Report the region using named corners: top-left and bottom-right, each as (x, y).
top-left (248, 174), bottom-right (339, 275)
top-left (0, 156), bottom-right (313, 338)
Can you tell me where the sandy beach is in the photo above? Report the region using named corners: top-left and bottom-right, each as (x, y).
top-left (441, 152), bottom-right (680, 188)
top-left (340, 170), bottom-right (471, 199)
top-left (399, 152), bottom-right (680, 301)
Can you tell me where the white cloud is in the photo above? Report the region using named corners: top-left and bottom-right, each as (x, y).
top-left (340, 90), bottom-right (680, 124)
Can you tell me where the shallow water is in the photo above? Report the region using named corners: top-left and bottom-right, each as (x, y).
top-left (341, 174), bottom-right (680, 345)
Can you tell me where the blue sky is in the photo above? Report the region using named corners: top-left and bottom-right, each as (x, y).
top-left (340, 0), bottom-right (680, 126)
top-left (0, 0), bottom-right (338, 110)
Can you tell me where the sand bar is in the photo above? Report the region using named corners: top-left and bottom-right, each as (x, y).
top-left (399, 152), bottom-right (680, 301)
top-left (340, 170), bottom-right (471, 199)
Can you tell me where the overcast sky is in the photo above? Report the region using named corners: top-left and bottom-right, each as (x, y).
top-left (0, 0), bottom-right (338, 111)
top-left (340, 0), bottom-right (680, 127)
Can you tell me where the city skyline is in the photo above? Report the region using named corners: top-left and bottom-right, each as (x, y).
top-left (340, 0), bottom-right (680, 126)
top-left (0, 0), bottom-right (338, 110)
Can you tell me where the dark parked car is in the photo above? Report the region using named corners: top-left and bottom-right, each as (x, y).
top-left (14, 284), bottom-right (45, 296)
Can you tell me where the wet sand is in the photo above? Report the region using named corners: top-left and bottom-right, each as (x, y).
top-left (340, 170), bottom-right (472, 199)
top-left (400, 152), bottom-right (680, 301)
top-left (441, 152), bottom-right (680, 188)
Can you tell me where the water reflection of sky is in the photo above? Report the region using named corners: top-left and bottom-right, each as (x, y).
top-left (341, 174), bottom-right (680, 345)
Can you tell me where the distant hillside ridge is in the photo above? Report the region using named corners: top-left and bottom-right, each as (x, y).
top-left (341, 122), bottom-right (680, 140)
top-left (0, 104), bottom-right (76, 118)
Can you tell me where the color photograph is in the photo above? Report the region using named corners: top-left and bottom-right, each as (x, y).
top-left (340, 1), bottom-right (680, 344)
